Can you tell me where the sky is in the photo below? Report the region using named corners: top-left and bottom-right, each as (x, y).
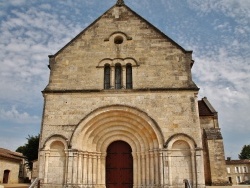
top-left (0, 0), bottom-right (249, 159)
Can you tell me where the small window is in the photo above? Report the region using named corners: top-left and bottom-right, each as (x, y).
top-left (243, 166), bottom-right (247, 173)
top-left (237, 176), bottom-right (241, 183)
top-left (236, 167), bottom-right (240, 173)
top-left (227, 167), bottom-right (231, 174)
top-left (104, 64), bottom-right (111, 89)
top-left (115, 63), bottom-right (122, 89)
top-left (114, 36), bottom-right (123, 44)
top-left (126, 63), bottom-right (132, 89)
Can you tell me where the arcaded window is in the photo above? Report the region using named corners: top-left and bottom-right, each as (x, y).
top-left (115, 63), bottom-right (122, 89)
top-left (104, 64), bottom-right (111, 89)
top-left (126, 63), bottom-right (132, 89)
top-left (101, 61), bottom-right (134, 90)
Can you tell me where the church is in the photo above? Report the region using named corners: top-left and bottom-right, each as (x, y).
top-left (38, 0), bottom-right (228, 187)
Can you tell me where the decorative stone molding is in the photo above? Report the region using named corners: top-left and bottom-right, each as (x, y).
top-left (97, 57), bottom-right (139, 68)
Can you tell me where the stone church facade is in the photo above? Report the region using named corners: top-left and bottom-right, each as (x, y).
top-left (38, 1), bottom-right (228, 187)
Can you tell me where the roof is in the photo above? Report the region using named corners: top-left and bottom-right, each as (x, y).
top-left (198, 97), bottom-right (217, 116)
top-left (0, 148), bottom-right (24, 161)
top-left (51, 0), bottom-right (192, 58)
top-left (226, 159), bottom-right (250, 165)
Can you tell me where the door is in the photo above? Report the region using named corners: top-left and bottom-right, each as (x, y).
top-left (106, 141), bottom-right (133, 188)
top-left (3, 170), bottom-right (10, 183)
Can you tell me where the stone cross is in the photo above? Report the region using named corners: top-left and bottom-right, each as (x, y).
top-left (116, 0), bottom-right (125, 6)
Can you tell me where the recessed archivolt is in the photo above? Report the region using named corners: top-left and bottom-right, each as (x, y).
top-left (99, 134), bottom-right (138, 153)
top-left (164, 133), bottom-right (196, 150)
top-left (85, 115), bottom-right (156, 149)
top-left (96, 57), bottom-right (139, 68)
top-left (70, 105), bottom-right (164, 153)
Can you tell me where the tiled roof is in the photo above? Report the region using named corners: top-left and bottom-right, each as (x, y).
top-left (0, 148), bottom-right (24, 161)
top-left (226, 159), bottom-right (250, 165)
top-left (198, 97), bottom-right (217, 116)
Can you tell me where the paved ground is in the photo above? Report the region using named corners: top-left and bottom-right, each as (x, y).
top-left (0, 184), bottom-right (29, 188)
top-left (0, 184), bottom-right (249, 188)
top-left (208, 186), bottom-right (250, 188)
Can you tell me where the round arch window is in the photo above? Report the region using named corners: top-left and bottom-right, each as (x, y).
top-left (114, 36), bottom-right (124, 44)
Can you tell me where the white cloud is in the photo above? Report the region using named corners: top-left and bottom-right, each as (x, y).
top-left (12, 0), bottom-right (27, 6)
top-left (0, 3), bottom-right (83, 107)
top-left (39, 4), bottom-right (52, 10)
top-left (0, 106), bottom-right (40, 124)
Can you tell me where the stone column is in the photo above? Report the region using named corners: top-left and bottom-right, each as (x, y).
top-left (137, 152), bottom-right (141, 187)
top-left (122, 66), bottom-right (126, 89)
top-left (67, 150), bottom-right (74, 184)
top-left (82, 152), bottom-right (88, 185)
top-left (132, 152), bottom-right (137, 188)
top-left (149, 151), bottom-right (154, 186)
top-left (154, 150), bottom-right (159, 186)
top-left (73, 151), bottom-right (78, 184)
top-left (64, 150), bottom-right (69, 185)
top-left (191, 150), bottom-right (196, 187)
top-left (100, 153), bottom-right (106, 187)
top-left (167, 150), bottom-right (172, 187)
top-left (145, 152), bottom-right (150, 186)
top-left (78, 152), bottom-right (83, 184)
top-left (141, 152), bottom-right (146, 186)
top-left (159, 151), bottom-right (164, 186)
top-left (92, 153), bottom-right (97, 185)
top-left (88, 153), bottom-right (93, 185)
top-left (196, 149), bottom-right (205, 188)
top-left (96, 152), bottom-right (101, 186)
top-left (44, 151), bottom-right (50, 183)
top-left (110, 66), bottom-right (115, 89)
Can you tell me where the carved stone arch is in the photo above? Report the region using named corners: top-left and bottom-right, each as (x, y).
top-left (124, 57), bottom-right (139, 67)
top-left (164, 133), bottom-right (197, 150)
top-left (104, 31), bottom-right (132, 42)
top-left (97, 57), bottom-right (139, 68)
top-left (41, 134), bottom-right (67, 185)
top-left (99, 134), bottom-right (138, 153)
top-left (165, 133), bottom-right (196, 187)
top-left (42, 134), bottom-right (68, 150)
top-left (69, 104), bottom-right (164, 151)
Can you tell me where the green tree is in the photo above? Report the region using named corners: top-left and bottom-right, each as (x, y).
top-left (239, 144), bottom-right (250, 159)
top-left (16, 134), bottom-right (40, 169)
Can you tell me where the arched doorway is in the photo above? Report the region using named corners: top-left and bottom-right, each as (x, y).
top-left (3, 170), bottom-right (10, 183)
top-left (106, 141), bottom-right (133, 188)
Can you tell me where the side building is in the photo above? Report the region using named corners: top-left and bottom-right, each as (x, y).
top-left (226, 158), bottom-right (250, 185)
top-left (0, 148), bottom-right (27, 184)
top-left (198, 97), bottom-right (228, 185)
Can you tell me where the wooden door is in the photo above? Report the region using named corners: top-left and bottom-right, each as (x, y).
top-left (106, 141), bottom-right (133, 188)
top-left (3, 170), bottom-right (10, 183)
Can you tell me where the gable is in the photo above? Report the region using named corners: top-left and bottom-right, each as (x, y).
top-left (45, 2), bottom-right (197, 91)
top-left (53, 3), bottom-right (191, 57)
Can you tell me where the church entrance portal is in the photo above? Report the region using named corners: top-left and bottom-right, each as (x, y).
top-left (106, 141), bottom-right (133, 188)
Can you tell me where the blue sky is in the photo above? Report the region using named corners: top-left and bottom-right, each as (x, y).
top-left (0, 0), bottom-right (249, 159)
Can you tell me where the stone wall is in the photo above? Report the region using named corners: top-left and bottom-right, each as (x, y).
top-left (40, 91), bottom-right (201, 148)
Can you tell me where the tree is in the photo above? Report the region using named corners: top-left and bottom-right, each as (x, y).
top-left (16, 134), bottom-right (40, 169)
top-left (239, 144), bottom-right (250, 159)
